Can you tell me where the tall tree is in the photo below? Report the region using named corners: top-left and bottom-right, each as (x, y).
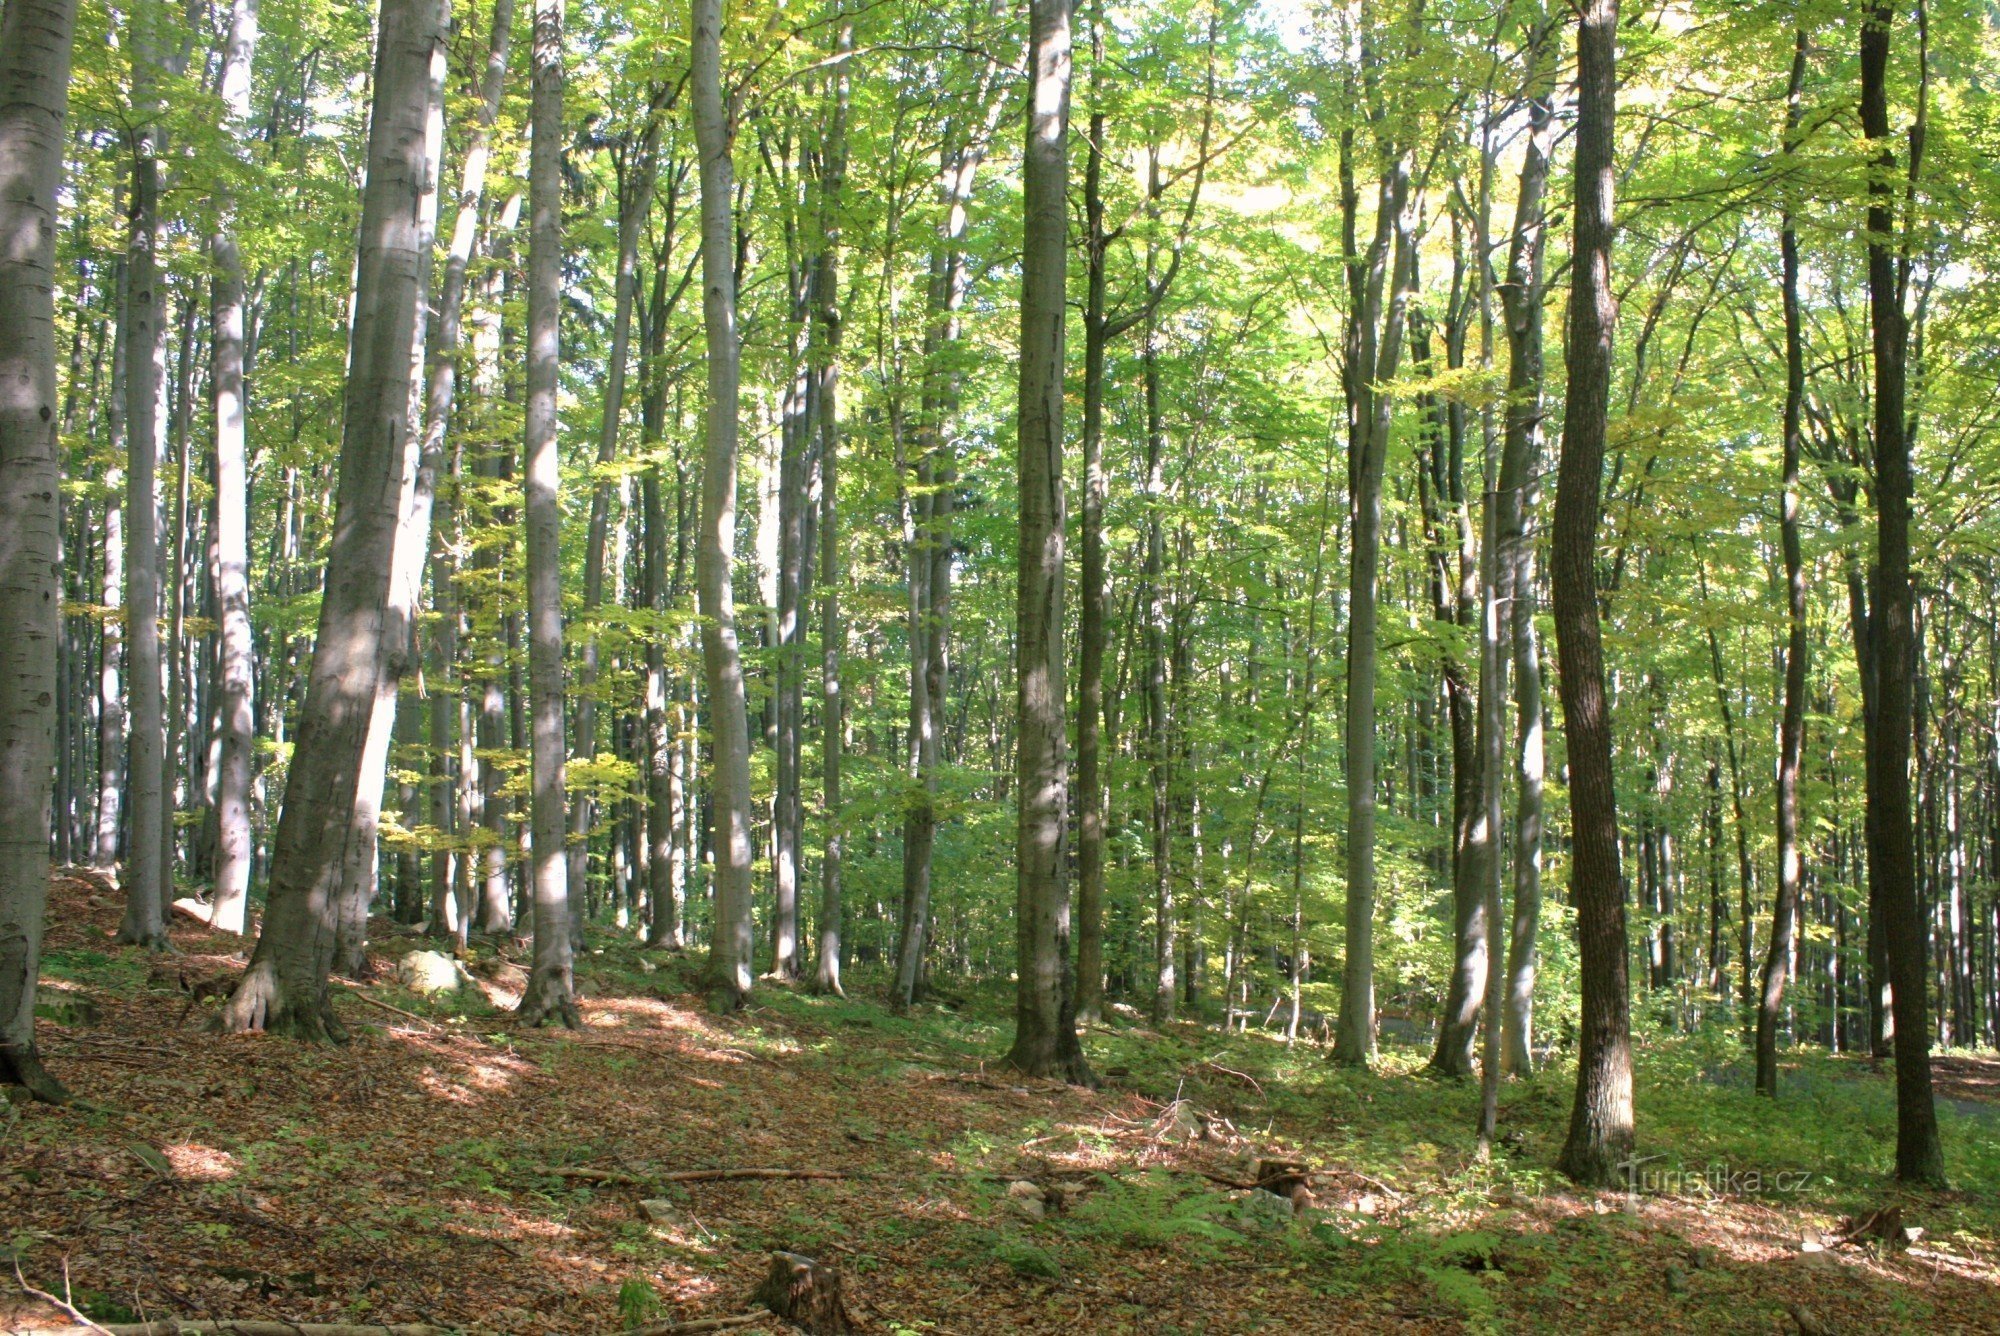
top-left (115, 0), bottom-right (170, 948)
top-left (516, 0), bottom-right (577, 1028)
top-left (1756, 28), bottom-right (1809, 1100)
top-left (0, 0), bottom-right (80, 1103)
top-left (1003, 0), bottom-right (1089, 1085)
top-left (1496, 17), bottom-right (1555, 1078)
top-left (811, 18), bottom-right (852, 998)
top-left (215, 0), bottom-right (451, 1037)
top-left (1858, 0), bottom-right (1944, 1187)
top-left (1334, 4), bottom-right (1420, 1067)
top-left (1552, 0), bottom-right (1634, 1188)
top-left (207, 0), bottom-right (261, 936)
top-left (693, 0), bottom-right (757, 1010)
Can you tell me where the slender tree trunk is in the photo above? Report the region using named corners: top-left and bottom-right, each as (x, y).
top-left (516, 0), bottom-right (577, 1028)
top-left (0, 0), bottom-right (80, 1103)
top-left (1757, 30), bottom-right (1809, 1099)
top-left (1334, 127), bottom-right (1416, 1068)
top-left (206, 0), bottom-right (261, 936)
top-left (419, 0), bottom-right (512, 940)
top-left (812, 22), bottom-right (852, 997)
top-left (1143, 305), bottom-right (1174, 1025)
top-left (117, 4), bottom-right (169, 948)
top-left (572, 111), bottom-right (659, 938)
top-left (1003, 0), bottom-right (1089, 1085)
top-left (693, 0), bottom-right (756, 1009)
top-left (97, 261), bottom-right (128, 874)
top-left (1075, 2), bottom-right (1112, 1028)
top-left (214, 0), bottom-right (450, 1039)
top-left (1859, 0), bottom-right (1945, 1187)
top-left (1498, 30), bottom-right (1553, 1077)
top-left (1553, 0), bottom-right (1635, 1188)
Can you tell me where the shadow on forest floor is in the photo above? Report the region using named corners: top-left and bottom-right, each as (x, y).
top-left (5, 871), bottom-right (2000, 1333)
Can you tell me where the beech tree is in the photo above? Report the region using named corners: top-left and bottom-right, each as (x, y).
top-left (0, 0), bottom-right (79, 1103)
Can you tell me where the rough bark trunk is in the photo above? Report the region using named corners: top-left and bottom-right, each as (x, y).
top-left (1859, 0), bottom-right (1945, 1187)
top-left (693, 0), bottom-right (756, 1009)
top-left (0, 0), bottom-right (80, 1103)
top-left (516, 0), bottom-right (577, 1029)
top-left (1552, 0), bottom-right (1635, 1189)
top-left (213, 0), bottom-right (449, 1039)
top-left (1002, 0), bottom-right (1089, 1085)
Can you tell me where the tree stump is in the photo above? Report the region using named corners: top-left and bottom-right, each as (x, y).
top-left (752, 1251), bottom-right (853, 1334)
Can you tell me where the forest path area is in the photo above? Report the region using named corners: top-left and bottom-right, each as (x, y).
top-left (5, 875), bottom-right (2000, 1335)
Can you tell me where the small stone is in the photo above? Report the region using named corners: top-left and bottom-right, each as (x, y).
top-left (638, 1199), bottom-right (688, 1229)
top-left (1005, 1180), bottom-right (1047, 1223)
top-left (394, 949), bottom-right (469, 996)
top-left (1663, 1264), bottom-right (1687, 1296)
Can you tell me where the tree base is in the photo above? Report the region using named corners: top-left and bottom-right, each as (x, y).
top-left (209, 962), bottom-right (349, 1043)
top-left (0, 1042), bottom-right (70, 1104)
top-left (516, 971), bottom-right (581, 1029)
top-left (752, 1251), bottom-right (853, 1335)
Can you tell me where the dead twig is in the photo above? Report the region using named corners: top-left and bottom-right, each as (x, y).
top-left (13, 1255), bottom-right (115, 1335)
top-left (619, 1314), bottom-right (771, 1335)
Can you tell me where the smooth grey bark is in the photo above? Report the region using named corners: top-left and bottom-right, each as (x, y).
top-left (214, 0), bottom-right (449, 1038)
top-left (1002, 0), bottom-right (1089, 1085)
top-left (1333, 85), bottom-right (1417, 1067)
top-left (206, 0), bottom-right (260, 936)
top-left (516, 0), bottom-right (578, 1028)
top-left (1553, 0), bottom-right (1635, 1188)
top-left (95, 262), bottom-right (127, 872)
top-left (693, 0), bottom-right (756, 1009)
top-left (1496, 28), bottom-right (1553, 1077)
top-left (333, 0), bottom-right (449, 979)
top-left (0, 0), bottom-right (80, 1103)
top-left (572, 105), bottom-right (660, 931)
top-left (891, 55), bottom-right (1005, 1012)
top-left (812, 22), bottom-right (852, 997)
top-left (117, 2), bottom-right (169, 948)
top-left (419, 0), bottom-right (511, 940)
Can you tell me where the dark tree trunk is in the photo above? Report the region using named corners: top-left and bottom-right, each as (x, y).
top-left (1859, 0), bottom-right (1945, 1187)
top-left (1552, 0), bottom-right (1635, 1189)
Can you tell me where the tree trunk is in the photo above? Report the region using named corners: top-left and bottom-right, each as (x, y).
top-left (96, 262), bottom-right (128, 873)
top-left (206, 0), bottom-right (261, 937)
top-left (116, 5), bottom-right (169, 948)
top-left (516, 0), bottom-right (577, 1029)
top-left (812, 23), bottom-right (852, 997)
top-left (1002, 0), bottom-right (1089, 1085)
top-left (1757, 30), bottom-right (1809, 1099)
top-left (1552, 0), bottom-right (1634, 1189)
top-left (1497, 28), bottom-right (1554, 1077)
top-left (214, 0), bottom-right (449, 1039)
top-left (572, 109), bottom-right (659, 941)
top-left (1334, 110), bottom-right (1416, 1068)
top-left (1859, 0), bottom-right (1945, 1187)
top-left (0, 0), bottom-right (80, 1103)
top-left (692, 0), bottom-right (756, 1009)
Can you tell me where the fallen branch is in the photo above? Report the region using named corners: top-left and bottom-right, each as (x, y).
top-left (619, 1314), bottom-right (769, 1335)
top-left (14, 1256), bottom-right (114, 1334)
top-left (329, 979), bottom-right (439, 1031)
top-left (1197, 1061), bottom-right (1264, 1094)
top-left (11, 1321), bottom-right (444, 1335)
top-left (539, 1165), bottom-right (857, 1185)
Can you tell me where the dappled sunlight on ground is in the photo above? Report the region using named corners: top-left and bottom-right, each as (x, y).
top-left (7, 873), bottom-right (1999, 1333)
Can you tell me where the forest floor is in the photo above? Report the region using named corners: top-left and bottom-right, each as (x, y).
top-left (6, 873), bottom-right (2000, 1334)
